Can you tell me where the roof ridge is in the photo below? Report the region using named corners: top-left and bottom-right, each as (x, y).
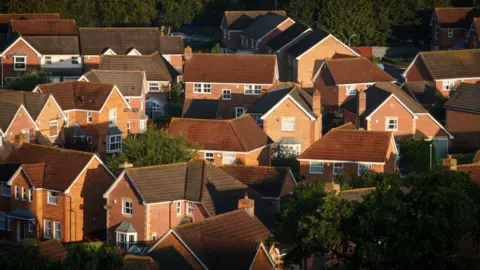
top-left (380, 82), bottom-right (429, 113)
top-left (228, 119), bottom-right (248, 152)
top-left (21, 143), bottom-right (95, 156)
top-left (0, 100), bottom-right (22, 106)
top-left (79, 27), bottom-right (159, 30)
top-left (175, 208), bottom-right (252, 230)
top-left (420, 48), bottom-right (480, 54)
top-left (11, 19), bottom-right (75, 22)
top-left (220, 164), bottom-right (289, 169)
top-left (191, 53), bottom-right (276, 58)
top-left (126, 162), bottom-right (189, 171)
top-left (340, 187), bottom-right (376, 193)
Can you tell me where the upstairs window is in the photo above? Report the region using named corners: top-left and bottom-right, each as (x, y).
top-left (122, 199), bottom-right (133, 215)
top-left (281, 118), bottom-right (295, 131)
top-left (45, 56), bottom-right (52, 65)
top-left (385, 117), bottom-right (398, 131)
top-left (48, 191), bottom-right (58, 204)
top-left (22, 187), bottom-right (26, 201)
top-left (222, 153), bottom-right (236, 165)
top-left (29, 188), bottom-right (33, 202)
top-left (205, 152), bottom-right (214, 163)
top-left (13, 56), bottom-right (26, 71)
top-left (87, 112), bottom-right (93, 123)
top-left (176, 201), bottom-right (181, 216)
top-left (187, 202), bottom-right (194, 216)
top-left (448, 29), bottom-right (453, 38)
top-left (346, 84), bottom-right (357, 96)
top-left (442, 80), bottom-right (456, 91)
top-left (309, 161), bottom-right (324, 174)
top-left (193, 83), bottom-right (211, 94)
top-left (235, 107), bottom-right (244, 118)
top-left (49, 120), bottom-right (58, 137)
top-left (244, 85), bottom-right (262, 95)
top-left (222, 89), bottom-right (231, 100)
top-left (109, 109), bottom-right (117, 126)
top-left (1, 183), bottom-right (10, 197)
top-left (71, 56), bottom-right (79, 65)
top-left (15, 186), bottom-right (19, 200)
top-left (148, 82), bottom-right (160, 92)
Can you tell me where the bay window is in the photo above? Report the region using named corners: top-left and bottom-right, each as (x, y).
top-left (117, 232), bottom-right (137, 250)
top-left (106, 135), bottom-right (122, 153)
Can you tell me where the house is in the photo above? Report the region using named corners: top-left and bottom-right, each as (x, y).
top-left (0, 101), bottom-right (38, 149)
top-left (79, 70), bottom-right (149, 134)
top-left (283, 29), bottom-right (360, 88)
top-left (402, 49), bottom-right (480, 98)
top-left (444, 83), bottom-right (480, 151)
top-left (146, 209), bottom-right (275, 269)
top-left (220, 10), bottom-right (286, 50)
top-left (297, 123), bottom-right (398, 182)
top-left (159, 36), bottom-right (184, 72)
top-left (168, 115), bottom-right (272, 166)
top-left (183, 53), bottom-right (277, 119)
top-left (0, 90), bottom-right (66, 144)
top-left (401, 82), bottom-right (438, 105)
top-left (430, 8), bottom-right (480, 50)
top-left (265, 22), bottom-right (311, 54)
top-left (103, 160), bottom-right (275, 247)
top-left (247, 82), bottom-right (322, 155)
top-left (468, 18), bottom-right (480, 48)
top-left (34, 81), bottom-right (131, 154)
top-left (0, 13), bottom-right (60, 42)
top-left (239, 12), bottom-right (294, 54)
top-left (0, 143), bottom-right (115, 242)
top-left (314, 57), bottom-right (396, 107)
top-left (443, 155), bottom-right (480, 185)
top-left (0, 19), bottom-right (82, 84)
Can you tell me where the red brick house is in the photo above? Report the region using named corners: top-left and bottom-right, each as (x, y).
top-left (159, 36), bottom-right (184, 72)
top-left (103, 160), bottom-right (275, 247)
top-left (169, 115), bottom-right (272, 166)
top-left (342, 82), bottom-right (452, 158)
top-left (34, 81), bottom-right (131, 154)
top-left (0, 101), bottom-right (39, 148)
top-left (467, 18), bottom-right (480, 48)
top-left (183, 53), bottom-right (277, 119)
top-left (146, 209), bottom-right (275, 269)
top-left (0, 143), bottom-right (115, 242)
top-left (314, 57), bottom-right (396, 107)
top-left (403, 49), bottom-right (480, 98)
top-left (247, 82), bottom-right (322, 155)
top-left (220, 10), bottom-right (286, 51)
top-left (298, 124), bottom-right (398, 182)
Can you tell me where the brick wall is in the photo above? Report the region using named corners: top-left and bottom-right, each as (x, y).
top-left (367, 97), bottom-right (415, 138)
top-left (2, 38), bottom-right (41, 81)
top-left (438, 28), bottom-right (467, 50)
top-left (446, 109), bottom-right (480, 151)
top-left (251, 246), bottom-right (275, 269)
top-left (300, 161), bottom-right (388, 182)
top-left (197, 148), bottom-right (270, 166)
top-left (6, 107), bottom-right (37, 144)
top-left (36, 97), bottom-right (64, 143)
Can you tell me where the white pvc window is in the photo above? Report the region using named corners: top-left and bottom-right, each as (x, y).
top-left (442, 80), bottom-right (456, 91)
top-left (148, 82), bottom-right (160, 92)
top-left (109, 109), bottom-right (117, 126)
top-left (44, 220), bottom-right (52, 239)
top-left (235, 107), bottom-right (244, 117)
top-left (107, 135), bottom-right (122, 153)
top-left (116, 232), bottom-right (137, 250)
top-left (222, 89), bottom-right (231, 100)
top-left (50, 120), bottom-right (58, 137)
top-left (358, 164), bottom-right (372, 176)
top-left (193, 83), bottom-right (211, 93)
top-left (281, 118), bottom-right (295, 131)
top-left (71, 56), bottom-right (79, 65)
top-left (122, 199), bottom-right (133, 215)
top-left (385, 117), bottom-right (398, 131)
top-left (309, 161), bottom-right (324, 174)
top-left (29, 188), bottom-right (33, 202)
top-left (187, 202), bottom-right (194, 216)
top-left (140, 120), bottom-right (147, 133)
top-left (222, 153), bottom-right (236, 165)
top-left (176, 201), bottom-right (181, 216)
top-left (204, 152), bottom-right (214, 163)
top-left (45, 56), bottom-right (52, 65)
top-left (448, 29), bottom-right (453, 38)
top-left (13, 56), bottom-right (26, 71)
top-left (48, 191), bottom-right (58, 204)
top-left (22, 187), bottom-right (26, 201)
top-left (87, 112), bottom-right (93, 123)
top-left (244, 85), bottom-right (262, 95)
top-left (333, 163), bottom-right (344, 175)
top-left (346, 84), bottom-right (357, 96)
top-left (2, 183), bottom-right (10, 197)
top-left (54, 222), bottom-right (61, 240)
top-left (15, 186), bottom-right (19, 199)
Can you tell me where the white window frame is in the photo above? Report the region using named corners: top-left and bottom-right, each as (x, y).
top-left (29, 188), bottom-right (32, 202)
top-left (49, 120), bottom-right (58, 137)
top-left (235, 107), bottom-right (245, 118)
top-left (193, 83), bottom-right (211, 94)
top-left (204, 152), bottom-right (214, 163)
top-left (187, 202), bottom-right (194, 217)
top-left (116, 232), bottom-right (137, 250)
top-left (442, 80), bottom-right (456, 91)
top-left (176, 201), bottom-right (181, 216)
top-left (22, 187), bottom-right (26, 201)
top-left (222, 153), bottom-right (236, 165)
top-left (0, 212), bottom-right (5, 230)
top-left (252, 114), bottom-right (263, 128)
top-left (281, 118), bottom-right (295, 131)
top-left (2, 183), bottom-right (10, 197)
top-left (346, 84), bottom-right (357, 96)
top-left (244, 84), bottom-right (262, 95)
top-left (71, 56), bottom-right (79, 65)
top-left (44, 220), bottom-right (52, 239)
top-left (152, 232), bottom-right (157, 241)
top-left (448, 29), bottom-right (453, 38)
top-left (109, 109), bottom-right (117, 127)
top-left (15, 186), bottom-right (19, 200)
top-left (13, 56), bottom-right (26, 71)
top-left (107, 135), bottom-right (122, 153)
top-left (222, 89), bottom-right (231, 100)
top-left (54, 221), bottom-right (61, 240)
top-left (45, 56), bottom-right (52, 65)
top-left (148, 82), bottom-right (160, 92)
top-left (126, 121), bottom-right (130, 133)
top-left (122, 199), bottom-right (133, 216)
top-left (87, 112), bottom-right (93, 123)
top-left (140, 120), bottom-right (147, 133)
top-left (309, 161), bottom-right (324, 174)
top-left (333, 163), bottom-right (344, 175)
top-left (48, 191), bottom-right (58, 205)
top-left (29, 221), bottom-right (34, 233)
top-left (385, 117), bottom-right (398, 131)
top-left (358, 164), bottom-right (372, 176)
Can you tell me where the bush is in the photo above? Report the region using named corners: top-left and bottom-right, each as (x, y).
top-left (452, 153), bottom-right (475, 165)
top-left (400, 138), bottom-right (435, 173)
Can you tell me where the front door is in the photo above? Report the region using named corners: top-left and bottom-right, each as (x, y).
top-left (16, 221), bottom-right (26, 242)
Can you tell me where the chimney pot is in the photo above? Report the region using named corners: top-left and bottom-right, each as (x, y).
top-left (184, 46), bottom-right (193, 61)
top-left (119, 161), bottom-right (133, 169)
top-left (238, 193), bottom-right (255, 214)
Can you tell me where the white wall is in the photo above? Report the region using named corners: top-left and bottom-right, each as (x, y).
top-left (40, 55), bottom-right (83, 68)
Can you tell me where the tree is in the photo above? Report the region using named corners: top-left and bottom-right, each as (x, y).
top-left (106, 128), bottom-right (197, 174)
top-left (287, 0), bottom-right (320, 26)
top-left (96, 0), bottom-right (157, 26)
top-left (5, 69), bottom-right (51, 91)
top-left (399, 137), bottom-right (435, 173)
top-left (156, 0), bottom-right (211, 34)
top-left (166, 83), bottom-right (183, 118)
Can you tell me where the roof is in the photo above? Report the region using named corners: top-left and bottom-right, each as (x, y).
top-left (6, 143), bottom-right (97, 192)
top-left (11, 19), bottom-right (78, 36)
top-left (0, 90), bottom-right (51, 120)
top-left (299, 126), bottom-right (393, 163)
top-left (116, 220), bottom-right (137, 233)
top-left (434, 7), bottom-right (479, 28)
top-left (79, 27), bottom-right (161, 55)
top-left (99, 52), bottom-right (172, 81)
top-left (124, 255), bottom-right (157, 270)
top-left (82, 69), bottom-right (145, 97)
top-left (183, 54), bottom-right (276, 84)
top-left (339, 187), bottom-right (376, 202)
top-left (417, 50), bottom-right (480, 80)
top-left (159, 36), bottom-right (184, 55)
top-left (22, 36), bottom-right (79, 54)
top-left (38, 240), bottom-right (68, 262)
top-left (325, 57), bottom-right (395, 84)
top-left (0, 102), bottom-right (22, 132)
top-left (445, 83), bottom-right (480, 114)
top-left (286, 28), bottom-right (330, 58)
top-left (0, 13), bottom-right (60, 24)
top-left (220, 165), bottom-right (291, 198)
top-left (169, 115), bottom-right (272, 152)
top-left (242, 12), bottom-right (289, 40)
top-left (401, 82), bottom-right (438, 105)
top-left (265, 22), bottom-right (310, 51)
top-left (223, 10), bottom-right (287, 30)
top-left (182, 99), bottom-right (219, 119)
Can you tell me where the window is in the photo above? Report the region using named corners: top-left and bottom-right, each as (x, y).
top-left (49, 120), bottom-right (58, 137)
top-left (48, 191), bottom-right (58, 204)
top-left (193, 83), bottom-right (211, 93)
top-left (117, 232), bottom-right (137, 249)
top-left (15, 186), bottom-right (19, 200)
top-left (346, 84), bottom-right (357, 96)
top-left (44, 220), bottom-right (52, 239)
top-left (7, 217), bottom-right (11, 231)
top-left (279, 144), bottom-right (301, 157)
top-left (358, 164), bottom-right (372, 176)
top-left (107, 135), bottom-right (122, 153)
top-left (87, 136), bottom-right (92, 144)
top-left (126, 121), bottom-right (130, 133)
top-left (222, 153), bottom-right (236, 165)
top-left (187, 202), bottom-right (194, 216)
top-left (140, 120), bottom-right (147, 133)
top-left (29, 221), bottom-right (34, 233)
top-left (2, 183), bottom-right (10, 197)
top-left (22, 187), bottom-right (26, 201)
top-left (71, 56), bottom-right (79, 64)
top-left (176, 201), bottom-right (181, 216)
top-left (448, 29), bottom-right (453, 38)
top-left (333, 163), bottom-right (344, 175)
top-left (0, 212), bottom-right (4, 230)
top-left (29, 188), bottom-right (33, 202)
top-left (152, 233), bottom-right (157, 241)
top-left (385, 117), bottom-right (398, 131)
top-left (13, 56), bottom-right (26, 71)
top-left (442, 80), bottom-right (456, 91)
top-left (235, 107), bottom-right (244, 118)
top-left (54, 222), bottom-right (61, 240)
top-left (222, 89), bottom-right (231, 100)
top-left (281, 118), bottom-right (295, 131)
top-left (87, 112), bottom-right (93, 123)
top-left (122, 199), bottom-right (133, 215)
top-left (21, 129), bottom-right (30, 143)
top-left (45, 56), bottom-right (52, 65)
top-left (365, 83), bottom-right (374, 88)
top-left (223, 28), bottom-right (227, 38)
top-left (255, 41), bottom-right (260, 50)
top-left (109, 109), bottom-right (117, 126)
top-left (148, 82), bottom-right (160, 92)
top-left (205, 152), bottom-right (214, 163)
top-left (252, 114), bottom-right (263, 128)
top-left (244, 85), bottom-right (262, 95)
top-left (309, 161), bottom-right (324, 174)
top-left (146, 99), bottom-right (165, 119)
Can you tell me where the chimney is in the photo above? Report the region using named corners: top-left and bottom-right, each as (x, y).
top-left (358, 91), bottom-right (366, 116)
top-left (442, 155), bottom-right (457, 171)
top-left (313, 90), bottom-right (322, 141)
top-left (238, 193), bottom-right (254, 214)
top-left (119, 161), bottom-right (133, 169)
top-left (184, 46), bottom-right (193, 61)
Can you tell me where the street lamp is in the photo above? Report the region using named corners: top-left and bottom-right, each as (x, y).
top-left (429, 144), bottom-right (433, 169)
top-left (348, 34), bottom-right (357, 46)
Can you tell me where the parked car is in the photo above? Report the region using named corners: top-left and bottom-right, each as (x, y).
top-left (170, 32), bottom-right (189, 39)
top-left (187, 35), bottom-right (212, 43)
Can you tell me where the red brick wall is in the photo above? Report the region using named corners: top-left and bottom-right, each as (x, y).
top-left (2, 38), bottom-right (41, 81)
top-left (280, 172), bottom-right (296, 197)
top-left (367, 97), bottom-right (415, 138)
top-left (251, 246), bottom-right (275, 270)
top-left (433, 79), bottom-right (480, 98)
top-left (8, 172), bottom-right (37, 241)
top-left (127, 97), bottom-right (143, 134)
top-left (343, 110), bottom-right (359, 127)
top-left (6, 107), bottom-right (37, 144)
top-left (222, 31), bottom-right (243, 50)
top-left (165, 55), bottom-right (183, 71)
top-left (415, 114), bottom-right (448, 139)
top-left (438, 28), bottom-right (467, 50)
top-left (36, 97), bottom-right (64, 143)
top-left (446, 109), bottom-right (480, 151)
top-left (300, 161), bottom-right (388, 182)
top-left (197, 148), bottom-right (269, 166)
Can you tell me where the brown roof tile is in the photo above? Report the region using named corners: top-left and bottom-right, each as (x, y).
top-left (99, 52), bottom-right (172, 81)
top-left (434, 8), bottom-right (476, 27)
top-left (325, 57), bottom-right (395, 85)
top-left (224, 10), bottom-right (286, 30)
top-left (23, 36), bottom-right (80, 54)
top-left (299, 127), bottom-right (393, 163)
top-left (183, 54), bottom-right (276, 84)
top-left (201, 236), bottom-right (262, 270)
top-left (159, 36), bottom-right (184, 55)
top-left (444, 83), bottom-right (480, 114)
top-left (0, 101), bottom-right (22, 132)
top-left (11, 19), bottom-right (78, 36)
top-left (36, 81), bottom-right (115, 111)
top-left (0, 13), bottom-right (60, 24)
top-left (38, 240), bottom-right (68, 262)
top-left (418, 49), bottom-right (480, 80)
top-left (168, 115), bottom-right (272, 152)
top-left (82, 69), bottom-right (145, 97)
top-left (0, 90), bottom-right (51, 120)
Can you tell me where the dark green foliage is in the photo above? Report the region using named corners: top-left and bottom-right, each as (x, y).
top-left (399, 137), bottom-right (435, 173)
top-left (5, 69), bottom-right (51, 91)
top-left (453, 152), bottom-right (476, 165)
top-left (157, 0), bottom-right (211, 33)
top-left (287, 0), bottom-right (320, 26)
top-left (166, 83), bottom-right (183, 118)
top-left (210, 43), bottom-right (221, 53)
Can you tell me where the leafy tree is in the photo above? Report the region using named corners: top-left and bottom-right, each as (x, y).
top-left (287, 0), bottom-right (320, 26)
top-left (156, 0), bottom-right (211, 34)
top-left (5, 69), bottom-right (51, 91)
top-left (96, 0), bottom-right (157, 26)
top-left (166, 83), bottom-right (183, 118)
top-left (106, 128), bottom-right (197, 174)
top-left (399, 137), bottom-right (435, 173)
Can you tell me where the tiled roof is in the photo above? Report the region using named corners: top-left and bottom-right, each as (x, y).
top-left (266, 22), bottom-right (310, 51)
top-left (445, 83), bottom-right (480, 114)
top-left (23, 36), bottom-right (80, 54)
top-left (183, 53), bottom-right (276, 84)
top-left (299, 126), bottom-right (393, 163)
top-left (79, 27), bottom-right (161, 55)
top-left (339, 187), bottom-right (376, 202)
top-left (417, 50), bottom-right (480, 80)
top-left (169, 115), bottom-right (272, 152)
top-left (223, 10), bottom-right (286, 30)
top-left (11, 19), bottom-right (78, 36)
top-left (220, 165), bottom-right (291, 198)
top-left (124, 255), bottom-right (157, 270)
top-left (325, 57), bottom-right (395, 84)
top-left (242, 12), bottom-right (289, 40)
top-left (401, 82), bottom-right (437, 105)
top-left (38, 240), bottom-right (68, 262)
top-left (6, 144), bottom-right (96, 192)
top-left (201, 236), bottom-right (262, 270)
top-left (0, 13), bottom-right (60, 24)
top-left (434, 8), bottom-right (478, 28)
top-left (159, 36), bottom-right (184, 55)
top-left (0, 90), bottom-right (51, 120)
top-left (82, 70), bottom-right (145, 97)
top-left (182, 99), bottom-right (219, 119)
top-left (0, 102), bottom-right (22, 132)
top-left (36, 81), bottom-right (115, 111)
top-left (286, 28), bottom-right (330, 58)
top-left (99, 52), bottom-right (172, 81)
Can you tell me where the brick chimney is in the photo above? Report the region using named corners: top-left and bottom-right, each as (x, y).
top-left (358, 91), bottom-right (366, 116)
top-left (119, 161), bottom-right (133, 169)
top-left (313, 90), bottom-right (322, 141)
top-left (184, 46), bottom-right (193, 61)
top-left (238, 193), bottom-right (254, 214)
top-left (442, 155), bottom-right (457, 171)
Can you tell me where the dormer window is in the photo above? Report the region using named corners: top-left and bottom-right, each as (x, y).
top-left (13, 56), bottom-right (26, 71)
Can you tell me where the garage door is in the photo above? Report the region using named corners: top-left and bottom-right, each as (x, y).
top-left (433, 138), bottom-right (448, 159)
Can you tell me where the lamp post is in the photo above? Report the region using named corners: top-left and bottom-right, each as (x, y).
top-left (348, 34), bottom-right (357, 46)
top-left (429, 144), bottom-right (433, 169)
